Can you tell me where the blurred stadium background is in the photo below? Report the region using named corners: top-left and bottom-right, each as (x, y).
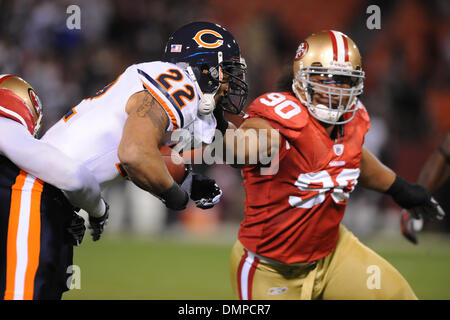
top-left (1, 0), bottom-right (449, 299)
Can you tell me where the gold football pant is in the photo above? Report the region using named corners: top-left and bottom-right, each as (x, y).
top-left (230, 224), bottom-right (417, 300)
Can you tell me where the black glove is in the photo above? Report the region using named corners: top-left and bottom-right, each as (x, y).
top-left (400, 209), bottom-right (419, 245)
top-left (66, 212), bottom-right (86, 246)
top-left (190, 173), bottom-right (222, 209)
top-left (88, 201), bottom-right (110, 241)
top-left (386, 175), bottom-right (446, 220)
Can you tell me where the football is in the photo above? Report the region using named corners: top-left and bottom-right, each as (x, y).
top-left (159, 145), bottom-right (186, 184)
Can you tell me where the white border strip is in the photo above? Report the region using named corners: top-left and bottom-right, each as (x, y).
top-left (13, 174), bottom-right (36, 300)
top-left (0, 106), bottom-right (28, 129)
top-left (239, 251), bottom-right (256, 300)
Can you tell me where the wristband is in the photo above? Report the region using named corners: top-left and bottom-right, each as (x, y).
top-left (385, 175), bottom-right (428, 209)
top-left (385, 175), bottom-right (407, 196)
top-left (160, 182), bottom-right (189, 211)
top-left (90, 198), bottom-right (107, 218)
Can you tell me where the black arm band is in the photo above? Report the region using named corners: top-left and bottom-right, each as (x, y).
top-left (438, 146), bottom-right (450, 164)
top-left (160, 182), bottom-right (189, 211)
top-left (385, 175), bottom-right (408, 196)
top-left (385, 175), bottom-right (428, 209)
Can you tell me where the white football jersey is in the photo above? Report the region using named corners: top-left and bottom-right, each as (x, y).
top-left (42, 61), bottom-right (216, 189)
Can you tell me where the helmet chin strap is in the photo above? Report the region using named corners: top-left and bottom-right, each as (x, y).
top-left (186, 66), bottom-right (219, 115)
top-left (186, 52), bottom-right (223, 116)
top-left (309, 104), bottom-right (342, 123)
top-left (293, 80), bottom-right (344, 124)
top-left (198, 91), bottom-right (218, 115)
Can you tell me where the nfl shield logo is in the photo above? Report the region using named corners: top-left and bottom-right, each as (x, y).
top-left (333, 144), bottom-right (344, 156)
top-left (171, 44), bottom-right (182, 52)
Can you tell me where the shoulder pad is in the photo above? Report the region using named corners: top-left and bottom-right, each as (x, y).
top-left (246, 92), bottom-right (308, 131)
top-left (135, 62), bottom-right (199, 130)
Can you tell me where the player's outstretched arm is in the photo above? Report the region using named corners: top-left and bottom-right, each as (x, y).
top-left (0, 117), bottom-right (106, 218)
top-left (416, 132), bottom-right (450, 194)
top-left (359, 146), bottom-right (396, 192)
top-left (399, 132), bottom-right (450, 243)
top-left (359, 147), bottom-right (445, 221)
top-left (118, 90), bottom-right (188, 210)
top-left (221, 117), bottom-right (281, 168)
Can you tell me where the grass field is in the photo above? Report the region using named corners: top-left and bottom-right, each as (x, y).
top-left (63, 230), bottom-right (450, 300)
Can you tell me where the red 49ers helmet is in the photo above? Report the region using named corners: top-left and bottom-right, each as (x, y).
top-left (0, 74), bottom-right (43, 136)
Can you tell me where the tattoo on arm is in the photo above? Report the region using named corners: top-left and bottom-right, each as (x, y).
top-left (135, 92), bottom-right (169, 132)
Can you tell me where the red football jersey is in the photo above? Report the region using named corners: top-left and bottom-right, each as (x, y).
top-left (0, 88), bottom-right (35, 135)
top-left (238, 92), bottom-right (370, 264)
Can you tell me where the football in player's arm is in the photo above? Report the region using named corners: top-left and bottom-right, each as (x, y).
top-left (116, 22), bottom-right (248, 211)
top-left (217, 31), bottom-right (445, 300)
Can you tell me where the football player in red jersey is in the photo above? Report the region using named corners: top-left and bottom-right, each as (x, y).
top-left (216, 30), bottom-right (445, 299)
top-left (401, 132), bottom-right (450, 243)
top-left (0, 75), bottom-right (108, 299)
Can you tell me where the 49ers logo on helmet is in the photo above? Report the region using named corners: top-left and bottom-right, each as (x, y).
top-left (294, 41), bottom-right (308, 61)
top-left (28, 88), bottom-right (42, 116)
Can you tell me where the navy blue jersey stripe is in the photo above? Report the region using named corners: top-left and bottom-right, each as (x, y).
top-left (137, 69), bottom-right (184, 128)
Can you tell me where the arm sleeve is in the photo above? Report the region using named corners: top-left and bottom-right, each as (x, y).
top-left (0, 117), bottom-right (105, 217)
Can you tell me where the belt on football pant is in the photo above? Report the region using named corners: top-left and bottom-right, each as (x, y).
top-left (246, 249), bottom-right (318, 300)
top-left (248, 249), bottom-right (318, 270)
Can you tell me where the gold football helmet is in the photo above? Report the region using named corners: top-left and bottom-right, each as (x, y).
top-left (292, 30), bottom-right (364, 125)
top-left (0, 74), bottom-right (43, 136)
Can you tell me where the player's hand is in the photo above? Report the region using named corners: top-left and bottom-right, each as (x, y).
top-left (387, 176), bottom-right (446, 221)
top-left (400, 209), bottom-right (419, 245)
top-left (66, 212), bottom-right (86, 246)
top-left (407, 196), bottom-right (445, 221)
top-left (88, 200), bottom-right (109, 241)
top-left (190, 173), bottom-right (222, 209)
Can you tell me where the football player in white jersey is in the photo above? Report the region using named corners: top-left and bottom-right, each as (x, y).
top-left (0, 75), bottom-right (107, 299)
top-left (42, 22), bottom-right (248, 228)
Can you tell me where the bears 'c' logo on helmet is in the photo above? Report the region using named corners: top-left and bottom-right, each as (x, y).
top-left (193, 29), bottom-right (224, 49)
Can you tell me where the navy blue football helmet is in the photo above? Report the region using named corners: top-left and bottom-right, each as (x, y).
top-left (163, 21), bottom-right (248, 115)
